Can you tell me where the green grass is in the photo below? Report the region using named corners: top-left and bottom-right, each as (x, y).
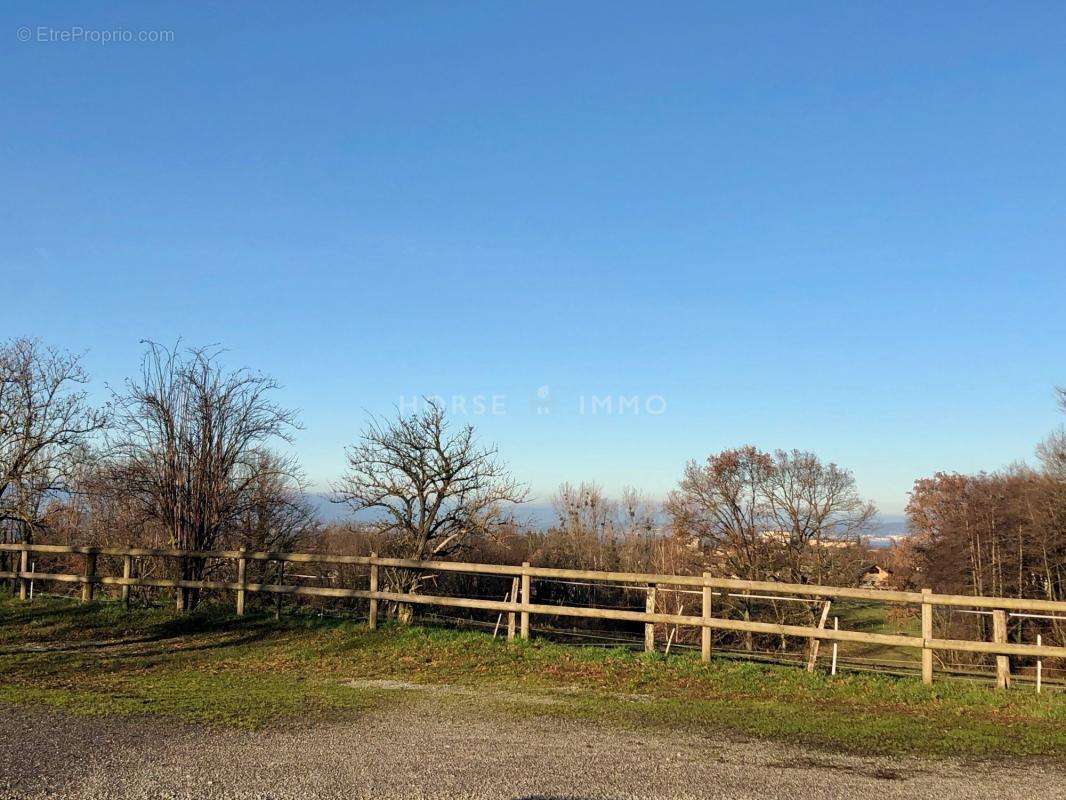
top-left (831, 599), bottom-right (923, 666)
top-left (1, 595), bottom-right (1064, 759)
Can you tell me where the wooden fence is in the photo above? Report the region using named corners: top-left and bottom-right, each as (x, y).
top-left (3, 542), bottom-right (1066, 689)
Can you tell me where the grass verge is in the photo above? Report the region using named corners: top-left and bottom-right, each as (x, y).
top-left (0, 596), bottom-right (1063, 759)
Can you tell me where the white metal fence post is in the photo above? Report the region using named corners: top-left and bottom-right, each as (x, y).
top-left (1036, 633), bottom-right (1042, 694)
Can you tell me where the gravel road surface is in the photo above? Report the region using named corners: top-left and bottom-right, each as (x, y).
top-left (0, 703), bottom-right (1062, 800)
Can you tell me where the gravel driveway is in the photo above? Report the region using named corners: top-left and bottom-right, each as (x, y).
top-left (0, 703), bottom-right (1062, 800)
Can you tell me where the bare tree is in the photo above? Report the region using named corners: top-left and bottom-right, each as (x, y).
top-left (232, 450), bottom-right (319, 591)
top-left (666, 445), bottom-right (875, 584)
top-left (764, 449), bottom-right (877, 583)
top-left (106, 342), bottom-right (300, 610)
top-left (334, 399), bottom-right (525, 620)
top-left (618, 486), bottom-right (658, 539)
top-left (665, 446), bottom-right (776, 581)
top-left (1036, 387), bottom-right (1066, 480)
top-left (0, 338), bottom-right (107, 546)
top-left (233, 450), bottom-right (317, 553)
top-left (546, 482), bottom-right (658, 571)
top-left (553, 482), bottom-right (617, 540)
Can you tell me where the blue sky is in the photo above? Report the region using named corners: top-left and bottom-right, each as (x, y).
top-left (3, 2), bottom-right (1065, 516)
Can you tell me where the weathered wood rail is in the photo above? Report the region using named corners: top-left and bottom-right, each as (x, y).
top-left (3, 542), bottom-right (1065, 688)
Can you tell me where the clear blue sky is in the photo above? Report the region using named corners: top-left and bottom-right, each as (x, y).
top-left (4, 2), bottom-right (1065, 516)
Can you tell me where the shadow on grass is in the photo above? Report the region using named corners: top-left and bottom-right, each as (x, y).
top-left (0, 598), bottom-right (299, 668)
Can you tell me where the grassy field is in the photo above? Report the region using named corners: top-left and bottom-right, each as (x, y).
top-left (0, 595), bottom-right (1063, 760)
top-left (830, 599), bottom-right (923, 668)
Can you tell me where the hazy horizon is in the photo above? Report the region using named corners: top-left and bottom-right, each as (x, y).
top-left (309, 493), bottom-right (909, 537)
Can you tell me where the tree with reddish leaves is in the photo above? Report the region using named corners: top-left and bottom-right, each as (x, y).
top-left (665, 445), bottom-right (875, 584)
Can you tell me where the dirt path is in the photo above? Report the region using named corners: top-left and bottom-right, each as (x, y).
top-left (0, 703), bottom-right (1061, 800)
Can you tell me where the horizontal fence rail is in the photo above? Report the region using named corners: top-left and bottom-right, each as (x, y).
top-left (2, 542), bottom-right (1065, 688)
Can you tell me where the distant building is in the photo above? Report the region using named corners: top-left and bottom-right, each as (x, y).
top-left (860, 564), bottom-right (893, 589)
top-left (757, 530), bottom-right (852, 549)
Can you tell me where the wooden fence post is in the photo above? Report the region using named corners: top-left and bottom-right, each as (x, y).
top-left (121, 554), bottom-right (133, 608)
top-left (993, 609), bottom-right (1011, 690)
top-left (274, 559), bottom-right (284, 620)
top-left (368, 553), bottom-right (378, 630)
top-left (507, 576), bottom-right (519, 642)
top-left (18, 546), bottom-right (29, 602)
top-left (236, 548), bottom-right (247, 617)
top-left (806, 600), bottom-right (832, 672)
top-left (701, 572), bottom-right (712, 663)
top-left (82, 549), bottom-right (97, 604)
top-left (175, 555), bottom-right (185, 612)
top-left (645, 584), bottom-right (656, 653)
top-left (921, 588), bottom-right (933, 686)
top-left (520, 562), bottom-right (531, 640)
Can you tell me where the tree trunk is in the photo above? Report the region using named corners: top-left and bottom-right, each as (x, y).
top-left (396, 602), bottom-right (414, 625)
top-left (387, 571), bottom-right (421, 625)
